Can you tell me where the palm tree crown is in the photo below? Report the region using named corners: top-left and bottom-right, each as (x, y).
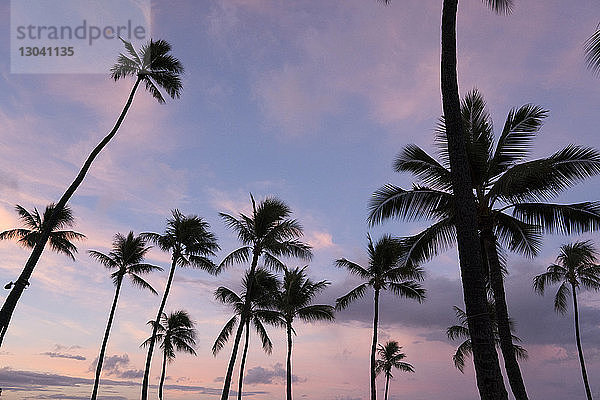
top-left (375, 340), bottom-right (414, 400)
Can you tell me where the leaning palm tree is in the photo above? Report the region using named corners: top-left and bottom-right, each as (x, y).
top-left (335, 234), bottom-right (425, 400)
top-left (213, 268), bottom-right (279, 400)
top-left (270, 266), bottom-right (334, 400)
top-left (374, 341), bottom-right (414, 400)
top-left (585, 24), bottom-right (600, 76)
top-left (369, 89), bottom-right (600, 399)
top-left (142, 310), bottom-right (197, 400)
top-left (88, 232), bottom-right (161, 400)
top-left (140, 210), bottom-right (219, 400)
top-left (534, 241), bottom-right (600, 400)
top-left (447, 305), bottom-right (527, 374)
top-left (0, 38), bottom-right (183, 347)
top-left (217, 195), bottom-right (312, 400)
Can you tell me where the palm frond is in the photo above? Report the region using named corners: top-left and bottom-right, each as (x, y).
top-left (482, 0), bottom-right (513, 14)
top-left (585, 26), bottom-right (600, 76)
top-left (335, 283), bottom-right (368, 310)
top-left (296, 304), bottom-right (335, 322)
top-left (493, 211), bottom-right (542, 257)
top-left (512, 202), bottom-right (600, 235)
top-left (393, 145), bottom-right (452, 190)
top-left (129, 273), bottom-right (158, 295)
top-left (387, 281), bottom-right (426, 302)
top-left (212, 316), bottom-right (237, 355)
top-left (334, 258), bottom-right (371, 280)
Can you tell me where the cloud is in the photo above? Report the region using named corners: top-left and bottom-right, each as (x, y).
top-left (41, 352), bottom-right (86, 361)
top-left (244, 363), bottom-right (305, 385)
top-left (87, 353), bottom-right (143, 379)
top-left (306, 230), bottom-right (336, 250)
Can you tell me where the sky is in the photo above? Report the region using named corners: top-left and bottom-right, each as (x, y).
top-left (1, 0), bottom-right (600, 399)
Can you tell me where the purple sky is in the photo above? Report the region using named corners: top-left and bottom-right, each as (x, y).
top-left (1, 1), bottom-right (600, 399)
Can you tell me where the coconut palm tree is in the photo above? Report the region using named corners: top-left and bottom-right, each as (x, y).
top-left (270, 266), bottom-right (334, 400)
top-left (142, 310), bottom-right (197, 400)
top-left (375, 341), bottom-right (414, 400)
top-left (217, 195), bottom-right (312, 400)
top-left (88, 232), bottom-right (161, 400)
top-left (585, 24), bottom-right (600, 75)
top-left (0, 204), bottom-right (85, 264)
top-left (369, 89), bottom-right (600, 399)
top-left (140, 210), bottom-right (219, 400)
top-left (213, 268), bottom-right (280, 400)
top-left (533, 241), bottom-right (600, 400)
top-left (335, 234), bottom-right (425, 400)
top-left (447, 305), bottom-right (527, 373)
top-left (0, 38), bottom-right (183, 347)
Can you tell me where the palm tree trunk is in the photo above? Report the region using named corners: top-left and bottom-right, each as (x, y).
top-left (159, 349), bottom-right (167, 400)
top-left (481, 227), bottom-right (529, 400)
top-left (221, 250), bottom-right (260, 400)
top-left (572, 284), bottom-right (593, 400)
top-left (286, 322), bottom-right (293, 400)
top-left (237, 320), bottom-right (251, 400)
top-left (370, 289), bottom-right (380, 400)
top-left (90, 278), bottom-right (123, 400)
top-left (142, 256), bottom-right (177, 400)
top-left (0, 76), bottom-right (143, 348)
top-left (384, 374), bottom-right (390, 400)
top-left (441, 2), bottom-right (507, 399)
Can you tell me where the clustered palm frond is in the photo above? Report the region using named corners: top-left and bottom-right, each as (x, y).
top-left (143, 310), bottom-right (197, 361)
top-left (375, 341), bottom-right (414, 378)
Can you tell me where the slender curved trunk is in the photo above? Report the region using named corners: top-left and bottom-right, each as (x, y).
top-left (370, 289), bottom-right (380, 400)
top-left (141, 256), bottom-right (177, 400)
top-left (90, 277), bottom-right (123, 400)
top-left (384, 374), bottom-right (390, 400)
top-left (0, 76), bottom-right (143, 348)
top-left (441, 2), bottom-right (507, 399)
top-left (159, 349), bottom-right (167, 400)
top-left (286, 322), bottom-right (293, 400)
top-left (572, 284), bottom-right (593, 400)
top-left (237, 320), bottom-right (251, 400)
top-left (221, 250), bottom-right (260, 400)
top-left (481, 226), bottom-right (529, 400)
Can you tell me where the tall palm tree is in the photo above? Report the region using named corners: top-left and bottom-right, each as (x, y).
top-left (585, 24), bottom-right (600, 75)
top-left (142, 310), bottom-right (197, 400)
top-left (447, 305), bottom-right (527, 374)
top-left (335, 234), bottom-right (425, 400)
top-left (0, 204), bottom-right (85, 264)
top-left (213, 268), bottom-right (279, 400)
top-left (217, 195), bottom-right (312, 400)
top-left (270, 266), bottom-right (334, 400)
top-left (374, 341), bottom-right (414, 400)
top-left (140, 210), bottom-right (219, 400)
top-left (533, 241), bottom-right (600, 400)
top-left (88, 232), bottom-right (161, 400)
top-left (369, 89), bottom-right (600, 399)
top-left (0, 38), bottom-right (183, 347)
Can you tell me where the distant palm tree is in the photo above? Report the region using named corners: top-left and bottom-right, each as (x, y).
top-left (369, 89), bottom-right (600, 399)
top-left (447, 305), bottom-right (527, 373)
top-left (140, 210), bottom-right (219, 400)
top-left (0, 37), bottom-right (183, 347)
top-left (88, 232), bottom-right (161, 400)
top-left (142, 310), bottom-right (197, 400)
top-left (213, 268), bottom-right (279, 400)
top-left (375, 341), bottom-right (414, 400)
top-left (0, 204), bottom-right (85, 264)
top-left (217, 195), bottom-right (312, 400)
top-left (270, 266), bottom-right (334, 400)
top-left (585, 24), bottom-right (600, 76)
top-left (534, 241), bottom-right (600, 400)
top-left (335, 235), bottom-right (425, 400)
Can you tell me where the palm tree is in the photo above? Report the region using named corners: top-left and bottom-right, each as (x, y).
top-left (142, 310), bottom-right (197, 400)
top-left (369, 89), bottom-right (600, 399)
top-left (0, 38), bottom-right (183, 347)
top-left (88, 232), bottom-right (161, 400)
top-left (140, 210), bottom-right (219, 400)
top-left (533, 241), bottom-right (600, 400)
top-left (335, 234), bottom-right (425, 400)
top-left (447, 305), bottom-right (527, 374)
top-left (217, 195), bottom-right (312, 400)
top-left (585, 24), bottom-right (600, 75)
top-left (0, 204), bottom-right (85, 264)
top-left (270, 266), bottom-right (334, 400)
top-left (374, 341), bottom-right (414, 400)
top-left (213, 268), bottom-right (279, 400)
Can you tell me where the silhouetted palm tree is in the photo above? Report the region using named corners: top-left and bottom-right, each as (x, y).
top-left (375, 341), bottom-right (414, 400)
top-left (534, 241), bottom-right (600, 400)
top-left (140, 210), bottom-right (219, 400)
top-left (585, 24), bottom-right (600, 76)
top-left (447, 305), bottom-right (527, 373)
top-left (88, 232), bottom-right (161, 400)
top-left (213, 268), bottom-right (279, 400)
top-left (0, 38), bottom-right (183, 347)
top-left (369, 89), bottom-right (600, 399)
top-left (142, 310), bottom-right (197, 400)
top-left (335, 235), bottom-right (425, 400)
top-left (217, 195), bottom-right (312, 400)
top-left (271, 266), bottom-right (334, 400)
